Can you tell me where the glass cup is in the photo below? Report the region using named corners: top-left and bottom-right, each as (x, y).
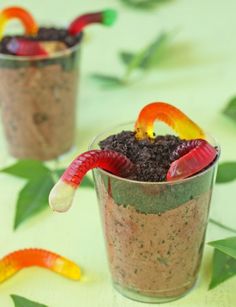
top-left (90, 122), bottom-right (220, 303)
top-left (0, 35), bottom-right (82, 160)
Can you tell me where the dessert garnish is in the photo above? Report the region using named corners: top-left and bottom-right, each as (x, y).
top-left (7, 38), bottom-right (48, 56)
top-left (49, 150), bottom-right (134, 212)
top-left (68, 9), bottom-right (117, 35)
top-left (49, 102), bottom-right (217, 212)
top-left (135, 102), bottom-right (205, 140)
top-left (167, 139), bottom-right (217, 181)
top-left (0, 6), bottom-right (117, 56)
top-left (0, 6), bottom-right (38, 38)
top-left (0, 248), bottom-right (81, 284)
top-left (6, 38), bottom-right (67, 56)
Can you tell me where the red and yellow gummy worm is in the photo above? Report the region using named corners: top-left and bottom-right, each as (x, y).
top-left (0, 6), bottom-right (39, 39)
top-left (135, 102), bottom-right (206, 140)
top-left (0, 248), bottom-right (81, 284)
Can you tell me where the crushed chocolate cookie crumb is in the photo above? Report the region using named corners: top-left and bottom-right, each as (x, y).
top-left (0, 27), bottom-right (83, 55)
top-left (99, 130), bottom-right (185, 182)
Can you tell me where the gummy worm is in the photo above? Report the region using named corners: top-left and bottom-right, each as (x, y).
top-left (0, 248), bottom-right (81, 284)
top-left (7, 38), bottom-right (48, 56)
top-left (49, 149), bottom-right (135, 212)
top-left (135, 102), bottom-right (206, 140)
top-left (0, 6), bottom-right (38, 39)
top-left (167, 139), bottom-right (217, 181)
top-left (68, 9), bottom-right (117, 35)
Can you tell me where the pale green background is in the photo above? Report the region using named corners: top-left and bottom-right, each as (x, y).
top-left (0, 0), bottom-right (236, 306)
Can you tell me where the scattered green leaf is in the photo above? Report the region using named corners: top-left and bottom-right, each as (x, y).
top-left (1, 160), bottom-right (50, 180)
top-left (120, 0), bottom-right (171, 10)
top-left (91, 74), bottom-right (125, 87)
top-left (208, 249), bottom-right (236, 290)
top-left (208, 237), bottom-right (236, 289)
top-left (92, 32), bottom-right (172, 87)
top-left (209, 237), bottom-right (236, 259)
top-left (81, 175), bottom-right (94, 188)
top-left (14, 173), bottom-right (54, 229)
top-left (120, 32), bottom-right (170, 70)
top-left (216, 162), bottom-right (236, 183)
top-left (1, 160), bottom-right (95, 230)
top-left (223, 96), bottom-right (236, 123)
top-left (11, 294), bottom-right (48, 307)
top-left (120, 52), bottom-right (133, 65)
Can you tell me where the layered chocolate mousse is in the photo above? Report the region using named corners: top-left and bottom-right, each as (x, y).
top-left (94, 130), bottom-right (217, 300)
top-left (0, 28), bottom-right (82, 160)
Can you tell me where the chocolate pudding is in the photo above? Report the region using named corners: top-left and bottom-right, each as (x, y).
top-left (92, 128), bottom-right (219, 303)
top-left (0, 28), bottom-right (82, 160)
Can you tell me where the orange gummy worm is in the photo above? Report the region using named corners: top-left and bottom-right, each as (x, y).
top-left (0, 248), bottom-right (81, 284)
top-left (0, 6), bottom-right (38, 39)
top-left (135, 102), bottom-right (206, 140)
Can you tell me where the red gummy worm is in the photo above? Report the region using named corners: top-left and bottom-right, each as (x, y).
top-left (62, 150), bottom-right (135, 187)
top-left (69, 12), bottom-right (103, 35)
top-left (7, 38), bottom-right (48, 56)
top-left (49, 150), bottom-right (135, 212)
top-left (167, 139), bottom-right (217, 181)
top-left (0, 248), bottom-right (81, 284)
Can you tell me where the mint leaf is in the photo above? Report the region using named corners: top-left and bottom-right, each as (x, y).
top-left (216, 162), bottom-right (236, 183)
top-left (91, 74), bottom-right (124, 87)
top-left (120, 0), bottom-right (171, 10)
top-left (55, 169), bottom-right (94, 188)
top-left (120, 52), bottom-right (134, 65)
top-left (11, 294), bottom-right (48, 307)
top-left (209, 237), bottom-right (236, 259)
top-left (1, 160), bottom-right (50, 180)
top-left (223, 96), bottom-right (236, 122)
top-left (208, 237), bottom-right (236, 289)
top-left (92, 32), bottom-right (171, 87)
top-left (208, 249), bottom-right (236, 290)
top-left (80, 175), bottom-right (94, 188)
top-left (14, 173), bottom-right (54, 229)
top-left (121, 32), bottom-right (171, 77)
top-left (140, 32), bottom-right (170, 68)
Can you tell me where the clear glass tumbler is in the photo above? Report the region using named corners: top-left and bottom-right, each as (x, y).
top-left (0, 36), bottom-right (82, 160)
top-left (90, 122), bottom-right (220, 303)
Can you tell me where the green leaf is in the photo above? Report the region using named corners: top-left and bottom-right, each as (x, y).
top-left (14, 173), bottom-right (54, 229)
top-left (216, 162), bottom-right (236, 183)
top-left (120, 52), bottom-right (134, 65)
top-left (209, 237), bottom-right (236, 259)
top-left (209, 237), bottom-right (236, 290)
top-left (208, 249), bottom-right (236, 290)
top-left (121, 32), bottom-right (170, 76)
top-left (91, 74), bottom-right (124, 87)
top-left (11, 294), bottom-right (48, 307)
top-left (55, 169), bottom-right (94, 188)
top-left (80, 175), bottom-right (94, 188)
top-left (223, 96), bottom-right (236, 122)
top-left (1, 160), bottom-right (50, 180)
top-left (120, 0), bottom-right (171, 10)
top-left (140, 32), bottom-right (170, 68)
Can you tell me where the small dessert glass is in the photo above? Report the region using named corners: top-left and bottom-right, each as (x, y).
top-left (0, 35), bottom-right (82, 160)
top-left (89, 122), bottom-right (220, 303)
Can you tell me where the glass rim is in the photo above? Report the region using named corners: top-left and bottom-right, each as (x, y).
top-left (0, 34), bottom-right (83, 62)
top-left (89, 121), bottom-right (221, 186)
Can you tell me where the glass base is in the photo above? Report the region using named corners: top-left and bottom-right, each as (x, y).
top-left (113, 279), bottom-right (198, 304)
